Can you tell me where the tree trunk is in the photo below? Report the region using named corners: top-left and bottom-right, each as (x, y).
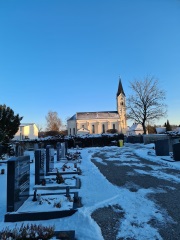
top-left (142, 122), bottom-right (146, 134)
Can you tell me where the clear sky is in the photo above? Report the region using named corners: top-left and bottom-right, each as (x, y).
top-left (0, 0), bottom-right (180, 130)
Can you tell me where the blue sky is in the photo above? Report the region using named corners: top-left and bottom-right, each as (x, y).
top-left (0, 0), bottom-right (180, 130)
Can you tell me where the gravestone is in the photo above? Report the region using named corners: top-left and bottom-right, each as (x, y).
top-left (155, 139), bottom-right (169, 156)
top-left (66, 186), bottom-right (70, 197)
top-left (56, 142), bottom-right (61, 161)
top-left (61, 142), bottom-right (66, 159)
top-left (46, 145), bottom-right (54, 173)
top-left (34, 143), bottom-right (39, 151)
top-left (65, 141), bottom-right (68, 155)
top-left (0, 145), bottom-right (3, 157)
top-left (15, 143), bottom-right (24, 157)
top-left (173, 143), bottom-right (180, 161)
top-left (6, 155), bottom-right (30, 212)
top-left (35, 149), bottom-right (46, 185)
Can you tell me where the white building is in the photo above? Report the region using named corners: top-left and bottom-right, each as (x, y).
top-left (13, 123), bottom-right (38, 140)
top-left (67, 79), bottom-right (127, 135)
top-left (126, 123), bottom-right (144, 136)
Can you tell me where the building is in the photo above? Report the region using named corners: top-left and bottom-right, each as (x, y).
top-left (67, 79), bottom-right (127, 135)
top-left (13, 123), bottom-right (38, 140)
top-left (126, 123), bottom-right (144, 136)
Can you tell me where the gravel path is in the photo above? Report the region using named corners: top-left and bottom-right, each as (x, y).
top-left (90, 144), bottom-right (180, 240)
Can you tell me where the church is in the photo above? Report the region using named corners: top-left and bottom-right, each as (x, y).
top-left (67, 79), bottom-right (127, 135)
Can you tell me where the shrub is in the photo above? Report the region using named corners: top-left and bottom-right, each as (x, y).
top-left (0, 223), bottom-right (55, 240)
top-left (106, 129), bottom-right (118, 134)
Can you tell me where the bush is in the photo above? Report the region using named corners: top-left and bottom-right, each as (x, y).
top-left (106, 129), bottom-right (118, 134)
top-left (0, 223), bottom-right (55, 240)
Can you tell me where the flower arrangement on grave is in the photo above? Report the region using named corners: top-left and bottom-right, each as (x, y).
top-left (41, 179), bottom-right (46, 186)
top-left (62, 163), bottom-right (70, 171)
top-left (56, 170), bottom-right (64, 184)
top-left (53, 200), bottom-right (61, 208)
top-left (77, 167), bottom-right (82, 175)
top-left (67, 195), bottom-right (74, 202)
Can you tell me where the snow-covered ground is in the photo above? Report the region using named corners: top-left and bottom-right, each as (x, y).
top-left (0, 143), bottom-right (180, 240)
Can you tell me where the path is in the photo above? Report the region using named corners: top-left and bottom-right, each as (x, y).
top-left (91, 143), bottom-right (180, 240)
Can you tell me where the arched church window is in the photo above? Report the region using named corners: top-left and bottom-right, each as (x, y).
top-left (92, 125), bottom-right (95, 133)
top-left (121, 102), bottom-right (123, 105)
top-left (102, 124), bottom-right (105, 133)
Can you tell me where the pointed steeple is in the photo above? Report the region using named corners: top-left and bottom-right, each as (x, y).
top-left (117, 78), bottom-right (125, 97)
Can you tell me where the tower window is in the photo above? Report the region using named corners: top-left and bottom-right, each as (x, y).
top-left (113, 124), bottom-right (115, 130)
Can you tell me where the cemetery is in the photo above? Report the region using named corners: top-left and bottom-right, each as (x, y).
top-left (2, 142), bottom-right (83, 239)
top-left (0, 132), bottom-right (180, 239)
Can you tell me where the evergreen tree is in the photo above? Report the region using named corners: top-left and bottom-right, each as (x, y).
top-left (0, 104), bottom-right (23, 146)
top-left (166, 120), bottom-right (172, 131)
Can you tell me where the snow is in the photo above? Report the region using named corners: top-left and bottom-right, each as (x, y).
top-left (0, 143), bottom-right (180, 239)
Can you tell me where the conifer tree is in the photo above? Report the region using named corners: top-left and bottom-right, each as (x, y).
top-left (166, 120), bottom-right (172, 131)
top-left (0, 104), bottom-right (23, 146)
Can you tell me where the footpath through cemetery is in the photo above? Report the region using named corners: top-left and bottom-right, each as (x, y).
top-left (0, 136), bottom-right (180, 239)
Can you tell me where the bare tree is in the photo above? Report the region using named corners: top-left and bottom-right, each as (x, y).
top-left (126, 76), bottom-right (167, 134)
top-left (45, 111), bottom-right (62, 132)
top-left (36, 124), bottom-right (43, 132)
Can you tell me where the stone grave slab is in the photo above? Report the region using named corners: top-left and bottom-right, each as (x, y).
top-left (4, 192), bottom-right (82, 222)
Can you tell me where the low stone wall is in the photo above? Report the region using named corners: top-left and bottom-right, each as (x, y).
top-left (143, 134), bottom-right (169, 145)
top-left (143, 134), bottom-right (180, 152)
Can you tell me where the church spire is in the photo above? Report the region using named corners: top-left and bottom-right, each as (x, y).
top-left (117, 78), bottom-right (125, 97)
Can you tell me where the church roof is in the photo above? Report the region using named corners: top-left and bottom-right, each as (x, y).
top-left (76, 111), bottom-right (119, 120)
top-left (117, 78), bottom-right (125, 97)
top-left (67, 111), bottom-right (119, 121)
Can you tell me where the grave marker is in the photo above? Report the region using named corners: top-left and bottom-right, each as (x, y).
top-left (35, 149), bottom-right (46, 185)
top-left (173, 143), bottom-right (180, 161)
top-left (61, 142), bottom-right (66, 159)
top-left (6, 155), bottom-right (30, 212)
top-left (46, 145), bottom-right (54, 173)
top-left (56, 142), bottom-right (61, 161)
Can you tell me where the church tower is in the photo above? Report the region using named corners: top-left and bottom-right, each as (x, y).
top-left (116, 78), bottom-right (127, 133)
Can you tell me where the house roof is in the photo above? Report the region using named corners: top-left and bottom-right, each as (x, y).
top-left (67, 111), bottom-right (119, 121)
top-left (117, 78), bottom-right (125, 97)
top-left (67, 114), bottom-right (76, 121)
top-left (20, 123), bottom-right (35, 126)
top-left (128, 123), bottom-right (143, 131)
